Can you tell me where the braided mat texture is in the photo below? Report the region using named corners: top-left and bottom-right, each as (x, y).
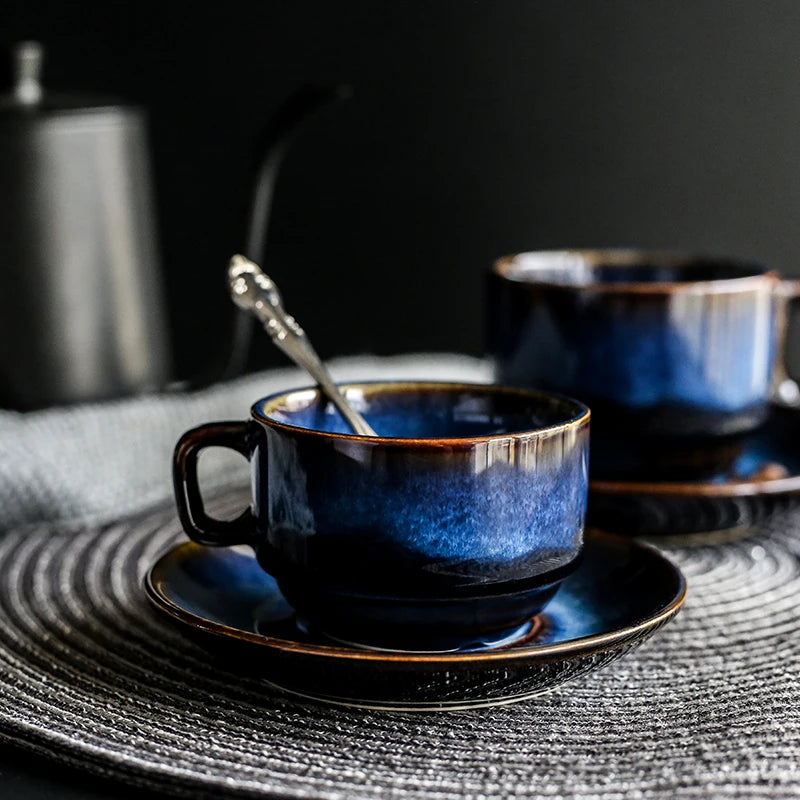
top-left (0, 497), bottom-right (799, 799)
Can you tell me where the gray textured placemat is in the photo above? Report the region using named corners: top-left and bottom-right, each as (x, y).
top-left (0, 500), bottom-right (799, 798)
top-left (1, 354), bottom-right (799, 798)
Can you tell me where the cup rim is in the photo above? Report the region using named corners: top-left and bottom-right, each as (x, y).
top-left (493, 249), bottom-right (780, 294)
top-left (251, 380), bottom-right (590, 445)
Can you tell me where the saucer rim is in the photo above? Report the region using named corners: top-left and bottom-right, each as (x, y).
top-left (258, 678), bottom-right (560, 712)
top-left (590, 474), bottom-right (800, 498)
top-left (144, 530), bottom-right (686, 664)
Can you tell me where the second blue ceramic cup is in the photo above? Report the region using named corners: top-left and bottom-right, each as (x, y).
top-left (173, 382), bottom-right (589, 651)
top-left (489, 249), bottom-right (798, 479)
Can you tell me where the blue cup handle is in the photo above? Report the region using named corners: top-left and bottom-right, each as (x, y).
top-left (773, 280), bottom-right (800, 405)
top-left (173, 422), bottom-right (257, 547)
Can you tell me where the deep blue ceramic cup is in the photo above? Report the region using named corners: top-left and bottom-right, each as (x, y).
top-left (489, 250), bottom-right (799, 479)
top-left (173, 382), bottom-right (590, 651)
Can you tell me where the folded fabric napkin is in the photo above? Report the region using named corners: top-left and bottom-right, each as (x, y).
top-left (0, 353), bottom-right (491, 531)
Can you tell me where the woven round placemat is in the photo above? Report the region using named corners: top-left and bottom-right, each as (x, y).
top-left (0, 499), bottom-right (799, 799)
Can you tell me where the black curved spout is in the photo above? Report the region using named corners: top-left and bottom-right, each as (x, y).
top-left (244, 83), bottom-right (353, 263)
top-left (219, 83), bottom-right (353, 382)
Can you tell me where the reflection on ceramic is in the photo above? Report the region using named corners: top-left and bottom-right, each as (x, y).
top-left (173, 381), bottom-right (590, 651)
top-left (589, 403), bottom-right (800, 536)
top-left (145, 530), bottom-right (686, 711)
top-left (489, 250), bottom-right (795, 479)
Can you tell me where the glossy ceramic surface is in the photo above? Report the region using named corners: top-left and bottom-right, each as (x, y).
top-left (589, 403), bottom-right (800, 536)
top-left (489, 250), bottom-right (782, 479)
top-left (173, 382), bottom-right (590, 651)
top-left (145, 530), bottom-right (686, 710)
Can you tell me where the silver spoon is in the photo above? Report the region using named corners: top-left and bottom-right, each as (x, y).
top-left (227, 254), bottom-right (377, 436)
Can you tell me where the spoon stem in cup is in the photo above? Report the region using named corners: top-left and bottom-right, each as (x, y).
top-left (227, 255), bottom-right (377, 437)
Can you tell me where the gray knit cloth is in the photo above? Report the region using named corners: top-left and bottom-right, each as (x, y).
top-left (0, 354), bottom-right (798, 799)
top-left (0, 353), bottom-right (492, 530)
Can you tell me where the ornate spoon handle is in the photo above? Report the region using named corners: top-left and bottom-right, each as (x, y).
top-left (227, 255), bottom-right (377, 436)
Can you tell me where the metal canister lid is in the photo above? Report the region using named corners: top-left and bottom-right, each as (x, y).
top-left (0, 41), bottom-right (131, 118)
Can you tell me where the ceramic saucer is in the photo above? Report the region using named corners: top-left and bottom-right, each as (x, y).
top-left (144, 530), bottom-right (685, 711)
top-left (588, 404), bottom-right (800, 537)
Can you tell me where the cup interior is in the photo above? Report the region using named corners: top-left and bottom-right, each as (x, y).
top-left (254, 382), bottom-right (587, 440)
top-left (496, 250), bottom-right (772, 289)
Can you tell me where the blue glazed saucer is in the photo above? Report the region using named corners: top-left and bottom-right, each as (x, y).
top-left (145, 530), bottom-right (686, 711)
top-left (589, 403), bottom-right (800, 537)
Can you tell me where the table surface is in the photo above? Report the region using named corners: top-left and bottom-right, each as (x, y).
top-left (0, 741), bottom-right (176, 800)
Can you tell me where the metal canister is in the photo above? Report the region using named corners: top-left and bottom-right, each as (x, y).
top-left (0, 42), bottom-right (171, 409)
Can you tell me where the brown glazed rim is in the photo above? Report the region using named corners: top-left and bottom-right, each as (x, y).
top-left (252, 381), bottom-right (591, 445)
top-left (493, 249), bottom-right (781, 294)
top-left (590, 471), bottom-right (800, 498)
top-left (144, 530), bottom-right (687, 664)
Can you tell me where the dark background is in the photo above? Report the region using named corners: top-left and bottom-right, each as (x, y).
top-left (1, 2), bottom-right (800, 794)
top-left (3, 0), bottom-right (800, 383)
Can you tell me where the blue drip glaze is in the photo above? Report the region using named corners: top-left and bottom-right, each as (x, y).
top-left (255, 386), bottom-right (588, 590)
top-left (573, 305), bottom-right (773, 410)
top-left (295, 450), bottom-right (587, 566)
top-left (491, 252), bottom-right (778, 415)
top-left (248, 383), bottom-right (589, 648)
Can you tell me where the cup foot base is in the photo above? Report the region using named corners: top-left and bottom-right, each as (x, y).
top-left (591, 429), bottom-right (757, 481)
top-left (586, 400), bottom-right (768, 481)
top-left (282, 574), bottom-right (568, 653)
top-left (301, 616), bottom-right (543, 654)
